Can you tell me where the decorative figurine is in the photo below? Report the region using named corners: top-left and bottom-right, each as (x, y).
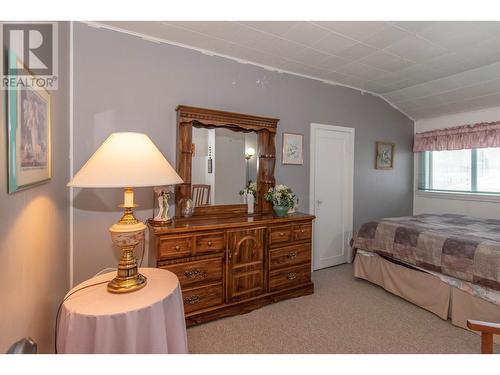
top-left (153, 186), bottom-right (173, 223)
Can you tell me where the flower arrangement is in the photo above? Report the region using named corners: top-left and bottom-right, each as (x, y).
top-left (264, 184), bottom-right (296, 209)
top-left (239, 181), bottom-right (257, 198)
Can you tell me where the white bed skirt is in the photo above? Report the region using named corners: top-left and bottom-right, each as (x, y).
top-left (353, 251), bottom-right (500, 345)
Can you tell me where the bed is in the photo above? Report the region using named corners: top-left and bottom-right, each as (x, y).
top-left (352, 213), bottom-right (500, 344)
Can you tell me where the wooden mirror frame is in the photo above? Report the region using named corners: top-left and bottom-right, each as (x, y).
top-left (175, 105), bottom-right (279, 217)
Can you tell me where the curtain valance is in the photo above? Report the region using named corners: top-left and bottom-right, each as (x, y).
top-left (413, 121), bottom-right (500, 152)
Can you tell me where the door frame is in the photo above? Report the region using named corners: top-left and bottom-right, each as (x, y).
top-left (309, 123), bottom-right (354, 269)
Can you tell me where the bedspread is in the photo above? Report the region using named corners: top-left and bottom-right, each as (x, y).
top-left (353, 214), bottom-right (500, 291)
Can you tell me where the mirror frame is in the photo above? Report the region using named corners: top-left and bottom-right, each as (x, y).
top-left (175, 105), bottom-right (279, 217)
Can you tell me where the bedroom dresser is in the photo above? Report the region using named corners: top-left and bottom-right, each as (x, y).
top-left (149, 105), bottom-right (314, 326)
top-left (149, 212), bottom-right (314, 326)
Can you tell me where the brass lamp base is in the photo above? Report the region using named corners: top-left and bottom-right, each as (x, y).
top-left (108, 202), bottom-right (148, 294)
top-left (108, 272), bottom-right (147, 294)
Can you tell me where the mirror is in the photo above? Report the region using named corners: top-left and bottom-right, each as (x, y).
top-left (176, 105), bottom-right (278, 217)
top-left (191, 126), bottom-right (258, 206)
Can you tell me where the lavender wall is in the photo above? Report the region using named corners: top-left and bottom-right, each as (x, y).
top-left (72, 22), bottom-right (414, 283)
top-left (0, 22), bottom-right (70, 353)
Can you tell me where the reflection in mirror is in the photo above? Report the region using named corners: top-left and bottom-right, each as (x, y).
top-left (191, 127), bottom-right (258, 206)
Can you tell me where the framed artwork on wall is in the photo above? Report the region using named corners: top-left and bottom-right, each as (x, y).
top-left (375, 141), bottom-right (395, 170)
top-left (7, 67), bottom-right (52, 193)
top-left (282, 132), bottom-right (303, 165)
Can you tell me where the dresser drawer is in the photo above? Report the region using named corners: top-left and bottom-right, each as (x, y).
top-left (183, 284), bottom-right (223, 314)
top-left (293, 223), bottom-right (312, 242)
top-left (195, 232), bottom-right (225, 255)
top-left (159, 235), bottom-right (192, 260)
top-left (269, 225), bottom-right (293, 247)
top-left (269, 243), bottom-right (311, 270)
top-left (269, 263), bottom-right (311, 292)
top-left (162, 258), bottom-right (223, 289)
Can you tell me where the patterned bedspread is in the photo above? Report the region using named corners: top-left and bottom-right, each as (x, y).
top-left (353, 214), bottom-right (500, 291)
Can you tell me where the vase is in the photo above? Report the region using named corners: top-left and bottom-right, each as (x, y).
top-left (273, 205), bottom-right (289, 217)
top-left (180, 198), bottom-right (195, 218)
top-left (246, 193), bottom-right (254, 214)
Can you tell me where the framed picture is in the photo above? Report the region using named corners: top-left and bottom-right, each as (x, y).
top-left (282, 132), bottom-right (303, 165)
top-left (375, 141), bottom-right (395, 170)
top-left (7, 65), bottom-right (52, 193)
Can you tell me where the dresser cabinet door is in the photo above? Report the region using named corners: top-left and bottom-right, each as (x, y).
top-left (227, 228), bottom-right (265, 302)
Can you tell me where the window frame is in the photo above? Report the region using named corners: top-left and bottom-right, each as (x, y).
top-left (418, 148), bottom-right (500, 196)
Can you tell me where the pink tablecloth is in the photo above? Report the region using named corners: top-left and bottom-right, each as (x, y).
top-left (57, 268), bottom-right (188, 354)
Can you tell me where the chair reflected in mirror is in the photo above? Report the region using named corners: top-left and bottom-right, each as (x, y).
top-left (192, 184), bottom-right (211, 206)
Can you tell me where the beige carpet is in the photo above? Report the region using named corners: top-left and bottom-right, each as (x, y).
top-left (187, 263), bottom-right (499, 354)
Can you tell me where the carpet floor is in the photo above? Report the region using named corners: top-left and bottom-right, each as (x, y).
top-left (187, 263), bottom-right (499, 354)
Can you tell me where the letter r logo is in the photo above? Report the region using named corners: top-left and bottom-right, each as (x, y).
top-left (3, 23), bottom-right (53, 76)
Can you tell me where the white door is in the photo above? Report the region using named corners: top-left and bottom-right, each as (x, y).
top-left (310, 124), bottom-right (354, 270)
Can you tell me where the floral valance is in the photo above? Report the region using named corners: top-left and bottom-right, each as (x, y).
top-left (413, 121), bottom-right (500, 152)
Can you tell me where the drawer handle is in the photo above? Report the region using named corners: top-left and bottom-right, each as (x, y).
top-left (287, 251), bottom-right (297, 259)
top-left (279, 232), bottom-right (285, 236)
top-left (174, 245), bottom-right (180, 251)
top-left (207, 241), bottom-right (213, 247)
top-left (301, 229), bottom-right (305, 233)
top-left (184, 269), bottom-right (202, 279)
top-left (186, 295), bottom-right (201, 305)
top-left (286, 272), bottom-right (296, 280)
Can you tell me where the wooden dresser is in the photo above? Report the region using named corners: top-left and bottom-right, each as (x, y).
top-left (149, 212), bottom-right (315, 326)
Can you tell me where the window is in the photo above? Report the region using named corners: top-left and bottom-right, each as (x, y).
top-left (419, 148), bottom-right (500, 194)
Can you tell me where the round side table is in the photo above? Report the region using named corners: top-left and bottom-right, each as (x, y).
top-left (57, 267), bottom-right (188, 354)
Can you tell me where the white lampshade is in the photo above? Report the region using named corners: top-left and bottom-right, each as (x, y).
top-left (68, 132), bottom-right (183, 188)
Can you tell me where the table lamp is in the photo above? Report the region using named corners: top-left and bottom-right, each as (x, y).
top-left (68, 132), bottom-right (183, 293)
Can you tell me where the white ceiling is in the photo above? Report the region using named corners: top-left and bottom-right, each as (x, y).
top-left (98, 21), bottom-right (500, 120)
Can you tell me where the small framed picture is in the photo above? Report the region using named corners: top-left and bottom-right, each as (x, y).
top-left (282, 132), bottom-right (303, 165)
top-left (7, 64), bottom-right (52, 193)
top-left (375, 141), bottom-right (395, 170)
